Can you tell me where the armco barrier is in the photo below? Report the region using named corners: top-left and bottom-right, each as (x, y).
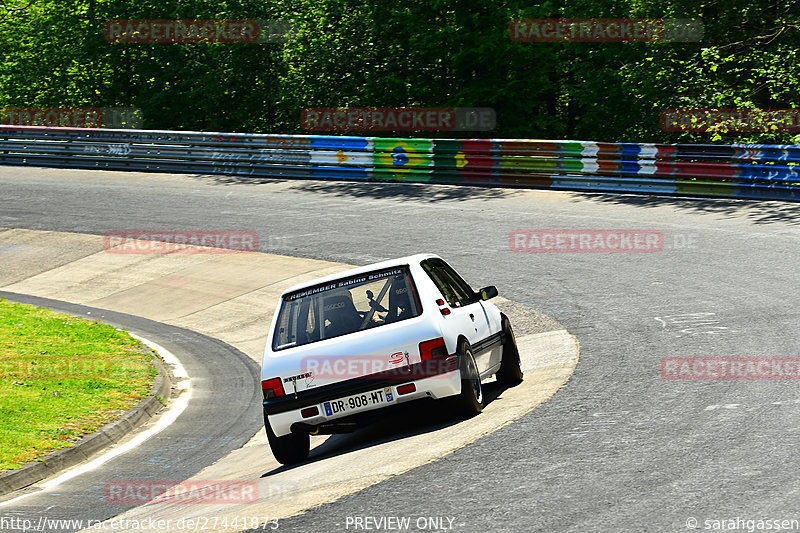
top-left (1, 125), bottom-right (799, 201)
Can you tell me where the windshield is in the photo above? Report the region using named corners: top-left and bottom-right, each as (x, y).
top-left (272, 266), bottom-right (422, 350)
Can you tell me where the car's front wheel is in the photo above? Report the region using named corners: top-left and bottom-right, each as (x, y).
top-left (496, 314), bottom-right (523, 385)
top-left (452, 340), bottom-right (483, 416)
top-left (265, 418), bottom-right (309, 465)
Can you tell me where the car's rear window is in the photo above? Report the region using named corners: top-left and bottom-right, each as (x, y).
top-left (272, 266), bottom-right (422, 350)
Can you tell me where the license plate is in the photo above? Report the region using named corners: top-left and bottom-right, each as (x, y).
top-left (323, 387), bottom-right (394, 417)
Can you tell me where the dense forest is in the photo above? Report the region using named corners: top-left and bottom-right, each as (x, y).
top-left (0, 0), bottom-right (797, 143)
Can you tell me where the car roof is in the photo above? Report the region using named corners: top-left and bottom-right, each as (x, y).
top-left (280, 253), bottom-right (441, 296)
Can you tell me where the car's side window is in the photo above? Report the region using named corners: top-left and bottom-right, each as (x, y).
top-left (421, 259), bottom-right (477, 307)
top-left (421, 261), bottom-right (456, 305)
top-left (436, 263), bottom-right (477, 305)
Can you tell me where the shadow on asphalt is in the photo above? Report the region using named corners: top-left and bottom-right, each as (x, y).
top-left (190, 174), bottom-right (510, 202)
top-left (287, 181), bottom-right (511, 203)
top-left (193, 174), bottom-right (290, 185)
top-left (260, 379), bottom-right (521, 476)
top-left (570, 193), bottom-right (800, 225)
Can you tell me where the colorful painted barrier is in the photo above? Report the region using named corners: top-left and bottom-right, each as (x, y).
top-left (1, 125), bottom-right (798, 201)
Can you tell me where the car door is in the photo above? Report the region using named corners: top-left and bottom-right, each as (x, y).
top-left (420, 259), bottom-right (494, 374)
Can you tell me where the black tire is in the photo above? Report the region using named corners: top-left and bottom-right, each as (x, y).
top-left (452, 340), bottom-right (483, 415)
top-left (496, 315), bottom-right (524, 385)
top-left (265, 418), bottom-right (309, 465)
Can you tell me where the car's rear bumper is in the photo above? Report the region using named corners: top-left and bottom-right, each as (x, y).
top-left (265, 366), bottom-right (462, 437)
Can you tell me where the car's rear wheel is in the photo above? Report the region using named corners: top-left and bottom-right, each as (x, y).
top-left (496, 315), bottom-right (524, 385)
top-left (452, 341), bottom-right (483, 415)
top-left (265, 418), bottom-right (309, 465)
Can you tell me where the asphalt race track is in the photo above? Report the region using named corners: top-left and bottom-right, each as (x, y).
top-left (1, 166), bottom-right (799, 532)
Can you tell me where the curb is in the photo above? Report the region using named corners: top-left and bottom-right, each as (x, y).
top-left (0, 343), bottom-right (173, 496)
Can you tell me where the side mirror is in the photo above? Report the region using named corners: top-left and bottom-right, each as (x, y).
top-left (479, 286), bottom-right (498, 300)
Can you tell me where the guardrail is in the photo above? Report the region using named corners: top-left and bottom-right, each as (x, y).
top-left (2, 125), bottom-right (799, 201)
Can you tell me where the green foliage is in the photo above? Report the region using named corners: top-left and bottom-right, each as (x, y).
top-left (0, 0), bottom-right (797, 142)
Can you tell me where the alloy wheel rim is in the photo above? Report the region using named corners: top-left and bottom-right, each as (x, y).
top-left (466, 350), bottom-right (481, 401)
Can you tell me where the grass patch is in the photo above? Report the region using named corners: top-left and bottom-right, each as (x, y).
top-left (0, 299), bottom-right (157, 472)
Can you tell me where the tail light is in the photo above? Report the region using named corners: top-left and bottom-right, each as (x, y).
top-left (419, 337), bottom-right (447, 361)
top-left (301, 406), bottom-right (319, 418)
top-left (397, 383), bottom-right (416, 395)
top-left (261, 377), bottom-right (285, 399)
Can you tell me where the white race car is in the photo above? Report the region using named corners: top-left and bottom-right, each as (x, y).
top-left (260, 254), bottom-right (523, 464)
